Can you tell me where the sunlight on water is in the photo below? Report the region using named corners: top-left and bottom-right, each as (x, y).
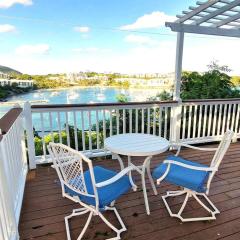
top-left (0, 87), bottom-right (165, 121)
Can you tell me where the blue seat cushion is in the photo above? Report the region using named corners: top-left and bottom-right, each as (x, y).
top-left (64, 166), bottom-right (132, 209)
top-left (152, 155), bottom-right (209, 193)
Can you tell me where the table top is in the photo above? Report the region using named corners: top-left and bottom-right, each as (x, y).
top-left (104, 133), bottom-right (170, 157)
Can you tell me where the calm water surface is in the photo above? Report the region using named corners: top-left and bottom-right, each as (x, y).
top-left (2, 87), bottom-right (163, 131)
top-left (6, 87), bottom-right (162, 104)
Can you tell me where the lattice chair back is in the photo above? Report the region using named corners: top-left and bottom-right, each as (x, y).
top-left (206, 130), bottom-right (234, 193)
top-left (48, 142), bottom-right (99, 210)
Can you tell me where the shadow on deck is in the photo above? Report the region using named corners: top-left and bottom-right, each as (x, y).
top-left (19, 142), bottom-right (240, 240)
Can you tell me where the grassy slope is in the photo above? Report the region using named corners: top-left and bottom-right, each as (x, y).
top-left (0, 65), bottom-right (22, 75)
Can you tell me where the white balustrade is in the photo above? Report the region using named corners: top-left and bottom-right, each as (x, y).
top-left (0, 108), bottom-right (28, 240)
top-left (24, 99), bottom-right (240, 169)
top-left (26, 102), bottom-right (177, 167)
top-left (181, 99), bottom-right (240, 143)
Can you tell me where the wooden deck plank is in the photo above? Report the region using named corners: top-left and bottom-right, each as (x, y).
top-left (19, 142), bottom-right (240, 240)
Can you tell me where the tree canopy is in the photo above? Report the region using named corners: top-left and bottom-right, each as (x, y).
top-left (181, 62), bottom-right (240, 100)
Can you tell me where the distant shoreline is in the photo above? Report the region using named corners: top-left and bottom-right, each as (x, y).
top-left (3, 84), bottom-right (172, 103)
top-left (34, 84), bottom-right (171, 91)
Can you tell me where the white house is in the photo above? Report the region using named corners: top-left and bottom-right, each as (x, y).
top-left (115, 75), bottom-right (174, 88)
top-left (0, 72), bottom-right (9, 79)
top-left (0, 72), bottom-right (34, 88)
top-left (0, 79), bottom-right (34, 88)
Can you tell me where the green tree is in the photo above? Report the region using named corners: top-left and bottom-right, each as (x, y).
top-left (181, 63), bottom-right (240, 99)
top-left (207, 60), bottom-right (231, 73)
top-left (116, 94), bottom-right (129, 103)
top-left (148, 90), bottom-right (172, 101)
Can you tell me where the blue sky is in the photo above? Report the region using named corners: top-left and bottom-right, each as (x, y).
top-left (0, 0), bottom-right (239, 75)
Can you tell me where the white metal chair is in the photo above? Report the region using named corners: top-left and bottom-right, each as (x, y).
top-left (152, 130), bottom-right (234, 222)
top-left (48, 142), bottom-right (136, 240)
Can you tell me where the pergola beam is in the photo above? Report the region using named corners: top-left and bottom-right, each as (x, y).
top-left (166, 22), bottom-right (240, 37)
top-left (189, 6), bottom-right (240, 18)
top-left (168, 0), bottom-right (240, 101)
top-left (179, 9), bottom-right (240, 27)
top-left (194, 0), bottom-right (240, 25)
top-left (214, 12), bottom-right (240, 26)
top-left (176, 0), bottom-right (220, 23)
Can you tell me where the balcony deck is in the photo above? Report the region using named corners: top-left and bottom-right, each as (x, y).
top-left (19, 142), bottom-right (240, 240)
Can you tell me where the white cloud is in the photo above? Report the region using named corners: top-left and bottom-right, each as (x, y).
top-left (72, 47), bottom-right (111, 54)
top-left (124, 34), bottom-right (157, 45)
top-left (0, 24), bottom-right (16, 33)
top-left (112, 41), bottom-right (176, 74)
top-left (15, 44), bottom-right (50, 55)
top-left (1, 36), bottom-right (240, 76)
top-left (120, 11), bottom-right (176, 30)
top-left (74, 26), bottom-right (90, 33)
top-left (0, 0), bottom-right (33, 8)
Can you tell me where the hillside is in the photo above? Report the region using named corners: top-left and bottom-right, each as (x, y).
top-left (0, 65), bottom-right (22, 75)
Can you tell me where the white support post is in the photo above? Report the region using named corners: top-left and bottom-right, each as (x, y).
top-left (24, 102), bottom-right (36, 169)
top-left (170, 101), bottom-right (182, 145)
top-left (174, 31), bottom-right (184, 101)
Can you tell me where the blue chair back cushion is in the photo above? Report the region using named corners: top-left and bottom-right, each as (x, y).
top-left (153, 156), bottom-right (209, 193)
top-left (64, 166), bottom-right (132, 209)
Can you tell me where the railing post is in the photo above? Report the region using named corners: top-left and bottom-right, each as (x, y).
top-left (170, 101), bottom-right (182, 144)
top-left (24, 102), bottom-right (36, 169)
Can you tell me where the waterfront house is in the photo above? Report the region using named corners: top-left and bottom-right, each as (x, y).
top-left (0, 79), bottom-right (34, 88)
top-left (0, 71), bottom-right (9, 79)
top-left (0, 72), bottom-right (34, 88)
top-left (115, 74), bottom-right (174, 88)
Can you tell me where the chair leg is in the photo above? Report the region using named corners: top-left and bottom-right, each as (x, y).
top-left (193, 193), bottom-right (220, 216)
top-left (98, 206), bottom-right (127, 240)
top-left (65, 208), bottom-right (93, 240)
top-left (65, 206), bottom-right (127, 240)
top-left (110, 200), bottom-right (116, 207)
top-left (162, 189), bottom-right (220, 222)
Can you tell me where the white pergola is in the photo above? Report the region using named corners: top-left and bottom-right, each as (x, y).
top-left (166, 0), bottom-right (240, 100)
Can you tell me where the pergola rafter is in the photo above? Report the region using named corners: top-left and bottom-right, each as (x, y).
top-left (169, 0), bottom-right (240, 35)
top-left (165, 0), bottom-right (240, 100)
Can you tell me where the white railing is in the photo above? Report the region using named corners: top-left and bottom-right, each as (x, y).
top-left (25, 101), bottom-right (178, 168)
top-left (180, 99), bottom-right (240, 143)
top-left (0, 108), bottom-right (28, 240)
top-left (24, 99), bottom-right (240, 169)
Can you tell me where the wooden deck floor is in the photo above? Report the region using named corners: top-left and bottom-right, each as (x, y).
top-left (19, 142), bottom-right (240, 240)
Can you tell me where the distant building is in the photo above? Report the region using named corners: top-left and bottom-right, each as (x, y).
top-left (0, 72), bottom-right (34, 88)
top-left (120, 73), bottom-right (174, 79)
top-left (115, 73), bottom-right (174, 87)
top-left (0, 72), bottom-right (9, 79)
top-left (66, 72), bottom-right (109, 83)
top-left (66, 71), bottom-right (174, 87)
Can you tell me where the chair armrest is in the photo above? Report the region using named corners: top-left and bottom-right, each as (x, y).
top-left (171, 142), bottom-right (217, 156)
top-left (163, 159), bottom-right (217, 172)
top-left (95, 166), bottom-right (136, 188)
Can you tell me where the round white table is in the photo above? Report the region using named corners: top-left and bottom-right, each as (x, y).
top-left (104, 133), bottom-right (169, 215)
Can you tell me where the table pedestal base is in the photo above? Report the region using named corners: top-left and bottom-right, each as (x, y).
top-left (114, 154), bottom-right (158, 215)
